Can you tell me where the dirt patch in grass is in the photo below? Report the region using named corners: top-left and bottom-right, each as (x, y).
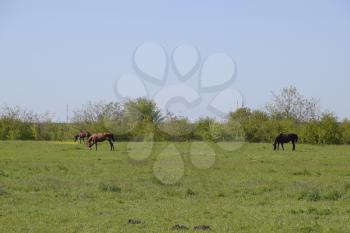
top-left (128, 219), bottom-right (143, 225)
top-left (171, 224), bottom-right (189, 231)
top-left (194, 225), bottom-right (211, 231)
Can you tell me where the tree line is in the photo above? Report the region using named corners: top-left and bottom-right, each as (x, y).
top-left (0, 86), bottom-right (349, 144)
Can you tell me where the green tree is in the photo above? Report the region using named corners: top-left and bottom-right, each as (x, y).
top-left (0, 106), bottom-right (36, 140)
top-left (123, 98), bottom-right (163, 140)
top-left (194, 117), bottom-right (223, 142)
top-left (159, 114), bottom-right (193, 141)
top-left (123, 98), bottom-right (162, 124)
top-left (318, 112), bottom-right (342, 144)
top-left (298, 121), bottom-right (319, 144)
top-left (340, 119), bottom-right (350, 144)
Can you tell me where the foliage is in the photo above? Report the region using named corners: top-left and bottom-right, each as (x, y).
top-left (340, 119), bottom-right (350, 144)
top-left (193, 117), bottom-right (223, 142)
top-left (0, 87), bottom-right (349, 144)
top-left (159, 114), bottom-right (193, 141)
top-left (318, 112), bottom-right (342, 144)
top-left (266, 86), bottom-right (320, 122)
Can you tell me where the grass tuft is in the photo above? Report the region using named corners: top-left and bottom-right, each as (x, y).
top-left (292, 169), bottom-right (312, 176)
top-left (0, 186), bottom-right (6, 196)
top-left (323, 190), bottom-right (342, 201)
top-left (298, 188), bottom-right (321, 202)
top-left (185, 188), bottom-right (196, 197)
top-left (0, 170), bottom-right (8, 177)
top-left (99, 182), bottom-right (122, 193)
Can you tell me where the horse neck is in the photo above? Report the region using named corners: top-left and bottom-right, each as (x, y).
top-left (106, 133), bottom-right (114, 141)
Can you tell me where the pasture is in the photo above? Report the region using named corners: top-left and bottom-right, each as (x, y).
top-left (0, 141), bottom-right (350, 232)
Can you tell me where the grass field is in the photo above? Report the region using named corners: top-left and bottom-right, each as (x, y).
top-left (1, 141), bottom-right (350, 233)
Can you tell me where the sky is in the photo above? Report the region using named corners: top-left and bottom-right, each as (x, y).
top-left (0, 0), bottom-right (349, 121)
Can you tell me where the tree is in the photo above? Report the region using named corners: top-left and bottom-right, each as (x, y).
top-left (72, 101), bottom-right (122, 123)
top-left (122, 98), bottom-right (163, 140)
top-left (194, 117), bottom-right (223, 142)
top-left (318, 112), bottom-right (342, 144)
top-left (72, 101), bottom-right (122, 132)
top-left (244, 110), bottom-right (270, 142)
top-left (123, 98), bottom-right (163, 124)
top-left (159, 114), bottom-right (193, 141)
top-left (0, 106), bottom-right (38, 140)
top-left (298, 121), bottom-right (320, 144)
top-left (266, 86), bottom-right (320, 122)
top-left (228, 108), bottom-right (252, 123)
top-left (340, 119), bottom-right (350, 144)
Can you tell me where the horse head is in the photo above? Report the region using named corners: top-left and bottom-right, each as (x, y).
top-left (85, 140), bottom-right (93, 150)
top-left (273, 142), bottom-right (277, 150)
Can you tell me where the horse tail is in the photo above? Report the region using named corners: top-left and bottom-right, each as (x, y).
top-left (295, 134), bottom-right (299, 142)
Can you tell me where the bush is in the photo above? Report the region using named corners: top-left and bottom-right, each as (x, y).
top-left (318, 113), bottom-right (342, 144)
top-left (1, 94), bottom-right (349, 144)
top-left (341, 119), bottom-right (350, 144)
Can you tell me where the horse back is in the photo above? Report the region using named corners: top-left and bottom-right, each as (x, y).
top-left (276, 133), bottom-right (298, 143)
top-left (88, 132), bottom-right (114, 142)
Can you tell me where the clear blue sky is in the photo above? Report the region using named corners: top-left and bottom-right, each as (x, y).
top-left (1, 0), bottom-right (349, 121)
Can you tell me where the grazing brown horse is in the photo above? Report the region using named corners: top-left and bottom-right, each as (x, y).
top-left (86, 132), bottom-right (115, 151)
top-left (74, 131), bottom-right (91, 144)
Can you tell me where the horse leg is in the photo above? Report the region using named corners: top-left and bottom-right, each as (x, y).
top-left (292, 141), bottom-right (296, 151)
top-left (95, 141), bottom-right (98, 151)
top-left (281, 143), bottom-right (284, 151)
top-left (79, 137), bottom-right (82, 144)
top-left (107, 139), bottom-right (114, 151)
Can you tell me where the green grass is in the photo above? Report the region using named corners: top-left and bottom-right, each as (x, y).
top-left (1, 141), bottom-right (350, 232)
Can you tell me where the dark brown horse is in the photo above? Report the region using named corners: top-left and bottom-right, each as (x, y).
top-left (86, 132), bottom-right (115, 151)
top-left (273, 133), bottom-right (298, 151)
top-left (74, 131), bottom-right (91, 144)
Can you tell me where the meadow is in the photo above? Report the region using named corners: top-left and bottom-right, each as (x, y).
top-left (0, 141), bottom-right (350, 233)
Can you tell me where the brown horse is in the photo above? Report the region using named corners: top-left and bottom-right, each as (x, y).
top-left (74, 131), bottom-right (91, 144)
top-left (86, 132), bottom-right (115, 151)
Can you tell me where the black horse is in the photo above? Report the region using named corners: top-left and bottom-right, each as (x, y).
top-left (273, 133), bottom-right (298, 151)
